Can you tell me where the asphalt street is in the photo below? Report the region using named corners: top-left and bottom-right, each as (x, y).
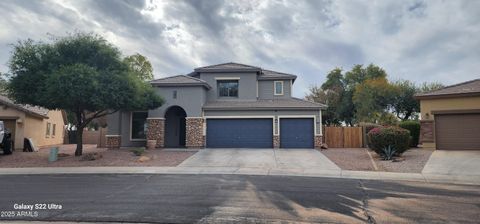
top-left (0, 174), bottom-right (478, 223)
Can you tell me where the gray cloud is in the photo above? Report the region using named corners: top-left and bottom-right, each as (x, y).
top-left (0, 0), bottom-right (479, 97)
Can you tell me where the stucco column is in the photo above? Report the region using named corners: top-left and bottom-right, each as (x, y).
top-left (106, 135), bottom-right (121, 149)
top-left (146, 118), bottom-right (165, 148)
top-left (314, 135), bottom-right (323, 149)
top-left (186, 117), bottom-right (204, 148)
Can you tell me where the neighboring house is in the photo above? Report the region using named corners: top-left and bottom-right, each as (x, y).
top-left (0, 95), bottom-right (66, 150)
top-left (107, 62), bottom-right (326, 149)
top-left (415, 79), bottom-right (480, 150)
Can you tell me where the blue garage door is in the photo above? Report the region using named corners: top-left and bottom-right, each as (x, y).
top-left (206, 119), bottom-right (273, 148)
top-left (280, 118), bottom-right (314, 148)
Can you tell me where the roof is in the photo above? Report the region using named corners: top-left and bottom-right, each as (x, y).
top-left (203, 98), bottom-right (327, 110)
top-left (0, 94), bottom-right (49, 119)
top-left (194, 62), bottom-right (261, 72)
top-left (415, 79), bottom-right (480, 99)
top-left (258, 69), bottom-right (297, 80)
top-left (191, 62), bottom-right (297, 81)
top-left (150, 75), bottom-right (212, 89)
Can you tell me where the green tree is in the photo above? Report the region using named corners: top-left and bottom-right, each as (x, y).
top-left (353, 77), bottom-right (393, 122)
top-left (419, 82), bottom-right (444, 93)
top-left (389, 80), bottom-right (419, 120)
top-left (7, 33), bottom-right (163, 156)
top-left (306, 68), bottom-right (344, 125)
top-left (124, 53), bottom-right (154, 81)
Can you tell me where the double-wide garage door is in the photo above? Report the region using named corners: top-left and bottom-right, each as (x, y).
top-left (206, 118), bottom-right (314, 148)
top-left (435, 113), bottom-right (480, 150)
top-left (206, 119), bottom-right (273, 148)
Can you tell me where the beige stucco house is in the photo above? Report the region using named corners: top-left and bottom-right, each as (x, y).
top-left (416, 79), bottom-right (480, 150)
top-left (0, 95), bottom-right (66, 150)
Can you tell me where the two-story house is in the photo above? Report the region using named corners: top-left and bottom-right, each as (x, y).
top-left (106, 62), bottom-right (326, 149)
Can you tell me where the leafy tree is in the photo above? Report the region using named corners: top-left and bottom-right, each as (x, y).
top-left (0, 72), bottom-right (8, 92)
top-left (353, 77), bottom-right (393, 122)
top-left (124, 53), bottom-right (154, 81)
top-left (7, 33), bottom-right (163, 156)
top-left (389, 80), bottom-right (419, 120)
top-left (419, 82), bottom-right (444, 93)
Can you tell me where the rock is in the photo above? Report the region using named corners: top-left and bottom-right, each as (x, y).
top-left (320, 143), bottom-right (329, 149)
top-left (136, 156), bottom-right (151, 163)
top-left (81, 152), bottom-right (103, 161)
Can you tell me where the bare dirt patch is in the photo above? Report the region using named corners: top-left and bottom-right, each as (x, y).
top-left (321, 148), bottom-right (377, 171)
top-left (320, 147), bottom-right (434, 173)
top-left (0, 144), bottom-right (196, 167)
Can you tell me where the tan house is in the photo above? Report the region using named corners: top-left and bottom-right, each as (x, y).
top-left (0, 95), bottom-right (66, 150)
top-left (415, 79), bottom-right (480, 150)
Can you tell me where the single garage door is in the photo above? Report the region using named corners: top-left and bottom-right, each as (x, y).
top-left (280, 118), bottom-right (314, 148)
top-left (206, 119), bottom-right (273, 148)
top-left (435, 113), bottom-right (480, 150)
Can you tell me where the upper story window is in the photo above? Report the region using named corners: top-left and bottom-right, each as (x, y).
top-left (274, 81), bottom-right (284, 95)
top-left (131, 111), bottom-right (148, 140)
top-left (218, 80), bottom-right (239, 97)
top-left (173, 90), bottom-right (177, 99)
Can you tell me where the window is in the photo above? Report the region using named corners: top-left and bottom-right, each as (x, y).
top-left (173, 90), bottom-right (177, 99)
top-left (52, 124), bottom-right (56, 136)
top-left (46, 122), bottom-right (51, 137)
top-left (131, 111), bottom-right (148, 140)
top-left (218, 80), bottom-right (239, 97)
top-left (274, 81), bottom-right (284, 95)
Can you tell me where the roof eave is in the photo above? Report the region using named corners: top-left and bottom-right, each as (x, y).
top-left (194, 68), bottom-right (261, 73)
top-left (151, 83), bottom-right (212, 90)
top-left (202, 106), bottom-right (324, 111)
top-left (415, 92), bottom-right (480, 100)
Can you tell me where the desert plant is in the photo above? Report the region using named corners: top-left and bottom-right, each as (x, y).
top-left (367, 126), bottom-right (410, 156)
top-left (381, 145), bottom-right (396, 160)
top-left (130, 148), bottom-right (145, 156)
top-left (399, 120), bottom-right (420, 147)
top-left (359, 122), bottom-right (382, 147)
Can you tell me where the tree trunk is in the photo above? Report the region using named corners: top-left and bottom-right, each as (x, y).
top-left (75, 129), bottom-right (83, 156)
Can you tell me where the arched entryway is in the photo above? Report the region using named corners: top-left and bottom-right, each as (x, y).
top-left (164, 106), bottom-right (187, 147)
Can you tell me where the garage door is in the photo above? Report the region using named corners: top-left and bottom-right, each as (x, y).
top-left (280, 118), bottom-right (314, 148)
top-left (206, 119), bottom-right (273, 148)
top-left (435, 113), bottom-right (480, 150)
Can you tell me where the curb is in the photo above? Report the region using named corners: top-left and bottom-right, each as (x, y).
top-left (0, 166), bottom-right (479, 185)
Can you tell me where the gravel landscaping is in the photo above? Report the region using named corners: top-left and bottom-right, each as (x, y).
top-left (320, 147), bottom-right (434, 173)
top-left (0, 144), bottom-right (196, 167)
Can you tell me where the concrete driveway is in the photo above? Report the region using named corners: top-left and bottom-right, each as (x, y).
top-left (422, 150), bottom-right (480, 175)
top-left (178, 148), bottom-right (340, 172)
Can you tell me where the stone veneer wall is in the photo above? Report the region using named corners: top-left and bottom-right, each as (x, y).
top-left (146, 118), bottom-right (164, 148)
top-left (186, 118), bottom-right (204, 148)
top-left (273, 135), bottom-right (280, 148)
top-left (420, 120), bottom-right (435, 143)
top-left (314, 135), bottom-right (323, 149)
top-left (106, 135), bottom-right (121, 149)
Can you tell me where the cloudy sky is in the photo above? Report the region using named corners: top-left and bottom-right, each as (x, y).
top-left (0, 0), bottom-right (479, 97)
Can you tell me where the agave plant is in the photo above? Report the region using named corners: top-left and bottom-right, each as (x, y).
top-left (381, 145), bottom-right (396, 160)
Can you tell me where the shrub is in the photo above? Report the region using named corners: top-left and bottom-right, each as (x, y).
top-left (399, 120), bottom-right (420, 147)
top-left (359, 122), bottom-right (382, 147)
top-left (367, 126), bottom-right (410, 156)
top-left (130, 148), bottom-right (145, 156)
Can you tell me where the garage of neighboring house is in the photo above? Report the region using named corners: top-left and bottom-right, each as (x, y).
top-left (416, 79), bottom-right (480, 150)
top-left (206, 118), bottom-right (273, 148)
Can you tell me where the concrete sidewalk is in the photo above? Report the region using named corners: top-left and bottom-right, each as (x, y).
top-left (1, 166), bottom-right (479, 185)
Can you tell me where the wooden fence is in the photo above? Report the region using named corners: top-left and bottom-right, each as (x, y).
top-left (324, 126), bottom-right (363, 148)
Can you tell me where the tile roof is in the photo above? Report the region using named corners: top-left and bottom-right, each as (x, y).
top-left (150, 75), bottom-right (212, 89)
top-left (259, 69), bottom-right (297, 80)
top-left (0, 94), bottom-right (49, 118)
top-left (203, 97), bottom-right (326, 110)
top-left (416, 79), bottom-right (480, 99)
top-left (194, 62), bottom-right (261, 71)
